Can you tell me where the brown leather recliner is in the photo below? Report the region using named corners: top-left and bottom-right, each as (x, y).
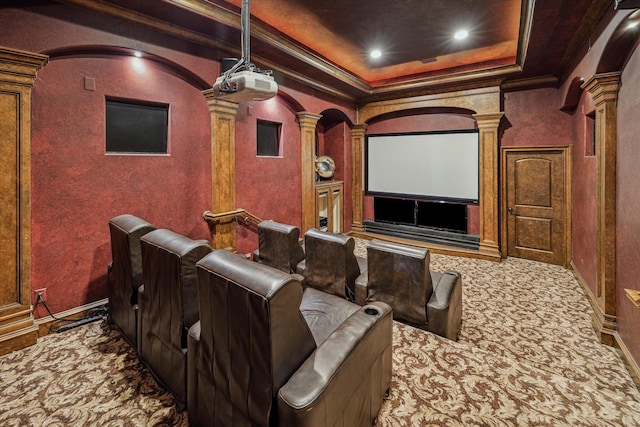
top-left (253, 220), bottom-right (305, 273)
top-left (295, 228), bottom-right (366, 300)
top-left (355, 239), bottom-right (462, 341)
top-left (137, 228), bottom-right (212, 406)
top-left (188, 249), bottom-right (392, 427)
top-left (107, 214), bottom-right (156, 347)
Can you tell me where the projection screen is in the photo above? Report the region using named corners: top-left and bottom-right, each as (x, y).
top-left (365, 130), bottom-right (479, 202)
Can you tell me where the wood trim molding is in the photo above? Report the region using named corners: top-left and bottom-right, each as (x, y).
top-left (582, 72), bottom-right (621, 344)
top-left (474, 113), bottom-right (504, 259)
top-left (297, 112), bottom-right (323, 233)
top-left (35, 298), bottom-right (108, 338)
top-left (202, 91), bottom-right (240, 250)
top-left (358, 86), bottom-right (501, 124)
top-left (0, 47), bottom-right (48, 356)
top-left (350, 124), bottom-right (367, 233)
top-left (354, 87), bottom-right (502, 259)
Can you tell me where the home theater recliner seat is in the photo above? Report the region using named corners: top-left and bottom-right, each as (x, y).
top-left (295, 228), bottom-right (367, 301)
top-left (107, 214), bottom-right (156, 347)
top-left (355, 239), bottom-right (463, 341)
top-left (188, 249), bottom-right (393, 427)
top-left (253, 220), bottom-right (305, 273)
top-left (137, 228), bottom-right (213, 407)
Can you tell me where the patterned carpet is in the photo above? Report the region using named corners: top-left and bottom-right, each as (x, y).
top-left (2, 244), bottom-right (640, 426)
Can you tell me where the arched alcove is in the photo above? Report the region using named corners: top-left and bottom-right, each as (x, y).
top-left (316, 108), bottom-right (354, 233)
top-left (44, 45), bottom-right (211, 90)
top-left (352, 86), bottom-right (503, 260)
top-left (560, 76), bottom-right (587, 112)
top-left (596, 9), bottom-right (640, 74)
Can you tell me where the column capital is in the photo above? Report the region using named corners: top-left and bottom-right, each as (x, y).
top-left (351, 123), bottom-right (368, 136)
top-left (296, 111), bottom-right (323, 128)
top-left (582, 73), bottom-right (621, 107)
top-left (0, 47), bottom-right (48, 87)
top-left (472, 112), bottom-right (504, 128)
top-left (202, 90), bottom-right (241, 115)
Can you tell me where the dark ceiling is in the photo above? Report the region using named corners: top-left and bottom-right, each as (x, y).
top-left (58, 0), bottom-right (614, 101)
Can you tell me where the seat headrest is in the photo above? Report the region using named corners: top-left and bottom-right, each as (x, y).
top-left (305, 228), bottom-right (353, 246)
top-left (259, 220), bottom-right (300, 237)
top-left (109, 214), bottom-right (156, 235)
top-left (368, 239), bottom-right (428, 260)
top-left (141, 228), bottom-right (211, 259)
top-left (198, 249), bottom-right (303, 299)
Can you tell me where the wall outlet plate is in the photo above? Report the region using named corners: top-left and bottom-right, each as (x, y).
top-left (33, 288), bottom-right (47, 303)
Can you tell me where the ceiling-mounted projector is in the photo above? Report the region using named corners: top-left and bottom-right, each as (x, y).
top-left (211, 0), bottom-right (278, 102)
top-left (213, 70), bottom-right (278, 102)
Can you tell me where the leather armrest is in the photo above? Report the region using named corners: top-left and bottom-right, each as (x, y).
top-left (188, 320), bottom-right (201, 344)
top-left (295, 259), bottom-right (306, 277)
top-left (426, 270), bottom-right (462, 341)
top-left (107, 261), bottom-right (113, 291)
top-left (354, 270), bottom-right (368, 305)
top-left (277, 301), bottom-right (392, 426)
top-left (136, 284), bottom-right (145, 354)
top-left (355, 256), bottom-right (368, 274)
top-left (187, 321), bottom-right (201, 421)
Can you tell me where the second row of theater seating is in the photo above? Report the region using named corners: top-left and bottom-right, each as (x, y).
top-left (107, 214), bottom-right (394, 427)
top-left (253, 219), bottom-right (463, 341)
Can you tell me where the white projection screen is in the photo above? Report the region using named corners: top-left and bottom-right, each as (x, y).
top-left (366, 130), bottom-right (479, 202)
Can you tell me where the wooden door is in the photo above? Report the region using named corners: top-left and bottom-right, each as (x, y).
top-left (503, 148), bottom-right (570, 266)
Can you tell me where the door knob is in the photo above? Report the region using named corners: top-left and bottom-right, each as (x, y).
top-left (508, 207), bottom-right (514, 214)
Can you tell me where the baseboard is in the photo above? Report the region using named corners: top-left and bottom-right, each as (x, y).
top-left (36, 298), bottom-right (108, 338)
top-left (0, 325), bottom-right (38, 357)
top-left (570, 261), bottom-right (599, 312)
top-left (570, 262), bottom-right (640, 389)
top-left (614, 331), bottom-right (640, 390)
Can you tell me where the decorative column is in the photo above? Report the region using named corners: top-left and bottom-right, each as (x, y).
top-left (473, 113), bottom-right (503, 259)
top-left (297, 112), bottom-right (322, 233)
top-left (583, 72), bottom-right (621, 346)
top-left (202, 91), bottom-right (240, 250)
top-left (350, 124), bottom-right (367, 233)
top-left (0, 47), bottom-right (48, 356)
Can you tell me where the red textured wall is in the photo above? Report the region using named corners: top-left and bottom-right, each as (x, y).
top-left (234, 100), bottom-right (356, 254)
top-left (616, 45), bottom-right (640, 364)
top-left (30, 56), bottom-right (212, 317)
top-left (234, 98), bottom-right (302, 254)
top-left (501, 88), bottom-right (573, 148)
top-left (323, 122), bottom-right (353, 232)
top-left (0, 5), bottom-right (215, 86)
top-left (363, 114), bottom-right (479, 232)
top-left (570, 92), bottom-right (597, 293)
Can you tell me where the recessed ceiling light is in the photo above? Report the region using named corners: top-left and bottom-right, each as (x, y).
top-left (133, 51), bottom-right (142, 57)
top-left (370, 49), bottom-right (382, 59)
top-left (454, 30), bottom-right (469, 40)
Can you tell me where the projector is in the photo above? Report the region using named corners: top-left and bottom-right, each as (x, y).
top-left (213, 70), bottom-right (278, 102)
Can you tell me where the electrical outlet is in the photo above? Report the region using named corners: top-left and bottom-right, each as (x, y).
top-left (33, 288), bottom-right (47, 304)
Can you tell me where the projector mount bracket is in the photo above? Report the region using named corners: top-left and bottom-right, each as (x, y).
top-left (216, 0), bottom-right (273, 94)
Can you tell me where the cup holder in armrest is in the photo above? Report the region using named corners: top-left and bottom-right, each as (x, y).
top-left (364, 306), bottom-right (380, 316)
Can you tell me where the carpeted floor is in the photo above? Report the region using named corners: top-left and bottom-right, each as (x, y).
top-left (2, 245), bottom-right (640, 426)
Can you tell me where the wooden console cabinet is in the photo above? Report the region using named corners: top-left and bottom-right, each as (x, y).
top-left (315, 180), bottom-right (343, 233)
